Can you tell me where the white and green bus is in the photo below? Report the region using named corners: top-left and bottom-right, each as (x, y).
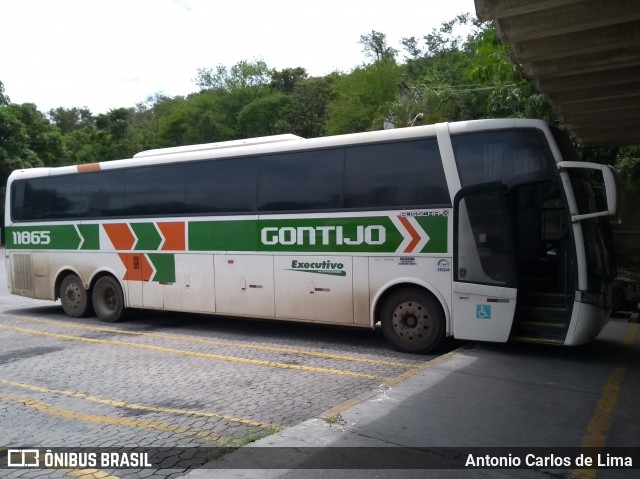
top-left (4, 119), bottom-right (618, 353)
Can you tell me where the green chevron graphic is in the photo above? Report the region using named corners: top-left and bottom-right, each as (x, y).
top-left (131, 223), bottom-right (162, 251)
top-left (147, 253), bottom-right (176, 283)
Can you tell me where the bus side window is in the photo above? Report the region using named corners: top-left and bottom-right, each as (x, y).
top-left (344, 138), bottom-right (449, 209)
top-left (258, 149), bottom-right (343, 212)
top-left (84, 170), bottom-right (125, 218)
top-left (186, 158), bottom-right (258, 214)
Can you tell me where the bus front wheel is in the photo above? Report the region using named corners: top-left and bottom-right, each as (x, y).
top-left (381, 288), bottom-right (444, 354)
top-left (92, 276), bottom-right (125, 323)
top-left (60, 274), bottom-right (92, 318)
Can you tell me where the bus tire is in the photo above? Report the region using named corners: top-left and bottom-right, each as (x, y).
top-left (60, 274), bottom-right (92, 318)
top-left (380, 288), bottom-right (444, 354)
top-left (92, 276), bottom-right (125, 323)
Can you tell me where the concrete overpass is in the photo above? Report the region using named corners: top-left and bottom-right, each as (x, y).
top-left (475, 0), bottom-right (640, 147)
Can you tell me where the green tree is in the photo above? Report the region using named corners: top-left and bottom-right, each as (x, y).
top-left (158, 91), bottom-right (235, 146)
top-left (193, 59), bottom-right (284, 139)
top-left (382, 17), bottom-right (556, 126)
top-left (48, 107), bottom-right (94, 134)
top-left (0, 80), bottom-right (9, 106)
top-left (195, 59), bottom-right (271, 91)
top-left (132, 93), bottom-right (185, 150)
top-left (94, 107), bottom-right (140, 159)
top-left (384, 79), bottom-right (424, 128)
top-left (359, 31), bottom-right (398, 63)
top-left (466, 26), bottom-right (554, 121)
top-left (326, 61), bottom-right (404, 134)
top-left (377, 16), bottom-right (487, 127)
top-left (617, 146), bottom-right (640, 192)
top-left (270, 67), bottom-right (308, 93)
top-left (63, 127), bottom-right (112, 165)
top-left (285, 76), bottom-right (335, 138)
top-left (0, 103), bottom-right (65, 169)
top-left (237, 93), bottom-right (292, 137)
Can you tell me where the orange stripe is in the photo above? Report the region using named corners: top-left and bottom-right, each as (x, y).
top-left (158, 222), bottom-right (186, 251)
top-left (119, 253), bottom-right (153, 281)
top-left (76, 163), bottom-right (101, 173)
top-left (398, 216), bottom-right (420, 253)
top-left (119, 253), bottom-right (136, 281)
top-left (103, 224), bottom-right (135, 250)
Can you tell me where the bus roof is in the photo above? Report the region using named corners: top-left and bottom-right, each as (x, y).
top-left (133, 134), bottom-right (304, 158)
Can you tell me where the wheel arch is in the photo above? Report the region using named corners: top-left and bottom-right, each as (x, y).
top-left (371, 279), bottom-right (451, 334)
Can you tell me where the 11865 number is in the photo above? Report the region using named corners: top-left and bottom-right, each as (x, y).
top-left (11, 231), bottom-right (51, 245)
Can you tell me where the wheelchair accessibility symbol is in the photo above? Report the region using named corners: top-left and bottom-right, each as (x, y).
top-left (476, 305), bottom-right (492, 320)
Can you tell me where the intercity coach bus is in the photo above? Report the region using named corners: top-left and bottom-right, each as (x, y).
top-left (3, 119), bottom-right (618, 353)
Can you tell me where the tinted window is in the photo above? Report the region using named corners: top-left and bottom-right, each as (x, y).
top-left (11, 170), bottom-right (134, 220)
top-left (12, 176), bottom-right (88, 221)
top-left (344, 139), bottom-right (449, 208)
top-left (45, 175), bottom-right (87, 218)
top-left (11, 137), bottom-right (455, 222)
top-left (123, 164), bottom-right (186, 216)
top-left (12, 179), bottom-right (45, 221)
top-left (186, 158), bottom-right (257, 213)
top-left (451, 129), bottom-right (555, 188)
top-left (83, 170), bottom-right (125, 217)
top-left (258, 149), bottom-right (343, 211)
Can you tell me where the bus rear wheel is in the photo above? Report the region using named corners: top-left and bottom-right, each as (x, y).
top-left (60, 274), bottom-right (92, 318)
top-left (92, 276), bottom-right (125, 323)
top-left (381, 288), bottom-right (444, 354)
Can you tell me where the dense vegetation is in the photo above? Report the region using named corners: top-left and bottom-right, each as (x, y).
top-left (1, 16), bottom-right (638, 211)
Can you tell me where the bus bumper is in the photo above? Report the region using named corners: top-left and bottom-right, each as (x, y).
top-left (564, 301), bottom-right (610, 345)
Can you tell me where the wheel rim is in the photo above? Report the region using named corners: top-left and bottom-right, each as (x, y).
top-left (64, 282), bottom-right (82, 311)
top-left (391, 300), bottom-right (429, 344)
top-left (99, 285), bottom-right (117, 312)
top-left (105, 288), bottom-right (116, 311)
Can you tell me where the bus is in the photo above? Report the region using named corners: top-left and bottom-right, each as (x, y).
top-left (3, 119), bottom-right (618, 353)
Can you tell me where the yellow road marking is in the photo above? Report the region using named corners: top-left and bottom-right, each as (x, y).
top-left (15, 316), bottom-right (413, 368)
top-left (571, 323), bottom-right (639, 479)
top-left (0, 324), bottom-right (388, 381)
top-left (0, 377), bottom-right (280, 430)
top-left (0, 394), bottom-right (221, 442)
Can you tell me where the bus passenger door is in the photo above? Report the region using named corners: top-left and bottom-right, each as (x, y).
top-left (452, 183), bottom-right (518, 342)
